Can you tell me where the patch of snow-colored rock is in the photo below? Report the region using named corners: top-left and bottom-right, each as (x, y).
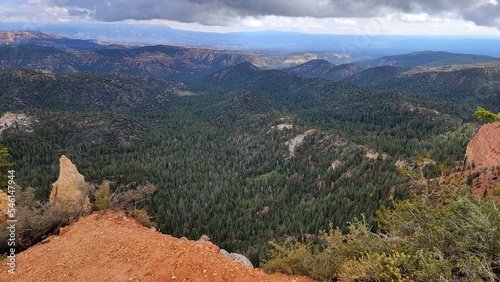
top-left (286, 129), bottom-right (317, 158)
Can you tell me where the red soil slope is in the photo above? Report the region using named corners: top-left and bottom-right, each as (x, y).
top-left (0, 212), bottom-right (311, 282)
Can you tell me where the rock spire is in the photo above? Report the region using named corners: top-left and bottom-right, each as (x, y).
top-left (49, 155), bottom-right (91, 213)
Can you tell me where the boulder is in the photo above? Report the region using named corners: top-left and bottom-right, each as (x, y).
top-left (196, 234), bottom-right (220, 252)
top-left (220, 249), bottom-right (254, 268)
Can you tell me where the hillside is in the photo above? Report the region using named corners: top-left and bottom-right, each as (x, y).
top-left (0, 211), bottom-right (311, 282)
top-left (283, 60), bottom-right (363, 80)
top-left (0, 45), bottom-right (254, 75)
top-left (0, 69), bottom-right (187, 111)
top-left (357, 51), bottom-right (500, 67)
top-left (347, 66), bottom-right (500, 115)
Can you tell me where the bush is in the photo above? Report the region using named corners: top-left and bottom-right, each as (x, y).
top-left (263, 218), bottom-right (391, 282)
top-left (493, 188), bottom-right (500, 196)
top-left (378, 187), bottom-right (500, 281)
top-left (93, 181), bottom-right (110, 210)
top-left (264, 185), bottom-right (500, 281)
top-left (0, 187), bottom-right (83, 253)
top-left (339, 252), bottom-right (406, 281)
top-left (261, 240), bottom-right (314, 277)
top-left (128, 209), bottom-right (155, 228)
top-left (109, 182), bottom-right (156, 210)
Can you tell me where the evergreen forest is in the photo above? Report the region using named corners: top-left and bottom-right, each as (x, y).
top-left (0, 58), bottom-right (498, 268)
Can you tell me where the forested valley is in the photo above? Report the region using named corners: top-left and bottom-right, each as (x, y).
top-left (0, 58), bottom-right (495, 266)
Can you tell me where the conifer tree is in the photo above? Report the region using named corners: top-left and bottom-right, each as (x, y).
top-left (0, 138), bottom-right (13, 192)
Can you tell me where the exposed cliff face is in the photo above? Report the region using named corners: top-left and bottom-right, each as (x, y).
top-left (463, 122), bottom-right (500, 201)
top-left (466, 122), bottom-right (500, 169)
top-left (49, 155), bottom-right (91, 214)
top-left (0, 31), bottom-right (62, 44)
top-left (0, 211), bottom-right (311, 282)
top-left (0, 112), bottom-right (33, 134)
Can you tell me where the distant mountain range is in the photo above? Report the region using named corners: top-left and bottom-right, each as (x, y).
top-left (0, 31), bottom-right (362, 72)
top-left (279, 51), bottom-right (500, 82)
top-left (1, 31), bottom-right (499, 79)
top-left (0, 30), bottom-right (119, 52)
top-left (357, 51), bottom-right (500, 67)
top-left (3, 22), bottom-right (500, 57)
top-left (0, 30), bottom-right (499, 111)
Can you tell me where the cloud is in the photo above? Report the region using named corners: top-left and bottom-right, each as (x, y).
top-left (0, 0), bottom-right (77, 26)
top-left (39, 0), bottom-right (500, 29)
top-left (462, 3), bottom-right (500, 27)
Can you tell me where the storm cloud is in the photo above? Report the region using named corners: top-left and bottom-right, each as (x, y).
top-left (49, 0), bottom-right (500, 28)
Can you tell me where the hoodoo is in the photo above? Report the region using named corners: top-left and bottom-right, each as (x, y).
top-left (49, 155), bottom-right (91, 214)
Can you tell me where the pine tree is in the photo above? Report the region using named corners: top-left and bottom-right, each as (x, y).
top-left (0, 138), bottom-right (14, 192)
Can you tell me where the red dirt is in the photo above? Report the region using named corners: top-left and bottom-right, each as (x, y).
top-left (0, 211), bottom-right (312, 282)
top-left (465, 167), bottom-right (500, 201)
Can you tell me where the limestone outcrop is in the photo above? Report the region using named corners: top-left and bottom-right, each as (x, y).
top-left (0, 112), bottom-right (32, 134)
top-left (220, 249), bottom-right (254, 268)
top-left (49, 155), bottom-right (91, 213)
top-left (198, 235), bottom-right (254, 268)
top-left (465, 122), bottom-right (500, 169)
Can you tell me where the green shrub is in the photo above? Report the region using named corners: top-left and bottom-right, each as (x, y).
top-left (261, 240), bottom-right (314, 276)
top-left (128, 209), bottom-right (155, 228)
top-left (93, 181), bottom-right (110, 210)
top-left (493, 188), bottom-right (500, 196)
top-left (264, 185), bottom-right (499, 281)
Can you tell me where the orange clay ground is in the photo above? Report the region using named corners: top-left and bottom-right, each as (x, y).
top-left (0, 211), bottom-right (312, 282)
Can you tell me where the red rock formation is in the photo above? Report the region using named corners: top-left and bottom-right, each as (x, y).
top-left (0, 31), bottom-right (62, 43)
top-left (459, 122), bottom-right (500, 202)
top-left (465, 122), bottom-right (500, 169)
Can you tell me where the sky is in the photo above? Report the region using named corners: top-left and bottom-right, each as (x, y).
top-left (1, 0), bottom-right (500, 35)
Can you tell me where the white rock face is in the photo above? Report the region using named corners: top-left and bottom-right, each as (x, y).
top-left (0, 112), bottom-right (32, 133)
top-left (220, 249), bottom-right (254, 268)
top-left (276, 123), bottom-right (293, 130)
top-left (285, 129), bottom-right (317, 158)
